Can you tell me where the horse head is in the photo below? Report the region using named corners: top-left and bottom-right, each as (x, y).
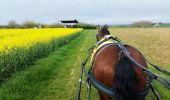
top-left (96, 25), bottom-right (110, 42)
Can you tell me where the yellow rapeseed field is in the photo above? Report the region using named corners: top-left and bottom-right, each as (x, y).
top-left (0, 28), bottom-right (82, 53)
top-left (0, 28), bottom-right (82, 81)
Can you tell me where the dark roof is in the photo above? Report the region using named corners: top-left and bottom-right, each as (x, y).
top-left (61, 19), bottom-right (78, 23)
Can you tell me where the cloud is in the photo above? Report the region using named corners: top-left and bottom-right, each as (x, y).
top-left (0, 0), bottom-right (170, 24)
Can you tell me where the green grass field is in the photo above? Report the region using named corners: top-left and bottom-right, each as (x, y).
top-left (0, 29), bottom-right (169, 100)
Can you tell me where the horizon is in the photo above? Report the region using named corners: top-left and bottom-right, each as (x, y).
top-left (1, 20), bottom-right (170, 26)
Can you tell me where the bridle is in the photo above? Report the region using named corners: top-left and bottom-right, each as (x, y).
top-left (76, 35), bottom-right (170, 100)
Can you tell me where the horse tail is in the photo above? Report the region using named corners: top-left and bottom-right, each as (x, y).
top-left (114, 52), bottom-right (140, 100)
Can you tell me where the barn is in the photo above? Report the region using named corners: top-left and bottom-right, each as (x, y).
top-left (61, 19), bottom-right (78, 28)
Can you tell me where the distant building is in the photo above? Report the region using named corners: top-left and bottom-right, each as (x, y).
top-left (154, 23), bottom-right (161, 28)
top-left (38, 25), bottom-right (42, 28)
top-left (61, 19), bottom-right (78, 28)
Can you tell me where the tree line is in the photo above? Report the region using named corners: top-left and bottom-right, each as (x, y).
top-left (0, 20), bottom-right (96, 29)
top-left (112, 21), bottom-right (170, 28)
top-left (0, 20), bottom-right (64, 29)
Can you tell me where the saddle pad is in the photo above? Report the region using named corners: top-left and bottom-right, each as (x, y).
top-left (91, 38), bottom-right (117, 62)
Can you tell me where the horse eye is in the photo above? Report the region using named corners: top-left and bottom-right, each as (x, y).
top-left (96, 34), bottom-right (99, 42)
top-left (96, 34), bottom-right (99, 38)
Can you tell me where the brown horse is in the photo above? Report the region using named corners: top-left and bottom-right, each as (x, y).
top-left (92, 26), bottom-right (148, 100)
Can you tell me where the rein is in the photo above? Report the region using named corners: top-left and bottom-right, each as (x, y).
top-left (76, 35), bottom-right (170, 100)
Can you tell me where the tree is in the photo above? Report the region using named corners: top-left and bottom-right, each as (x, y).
top-left (132, 21), bottom-right (154, 28)
top-left (49, 23), bottom-right (63, 28)
top-left (22, 20), bottom-right (39, 28)
top-left (7, 21), bottom-right (18, 28)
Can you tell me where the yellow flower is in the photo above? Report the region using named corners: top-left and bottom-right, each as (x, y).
top-left (0, 28), bottom-right (83, 53)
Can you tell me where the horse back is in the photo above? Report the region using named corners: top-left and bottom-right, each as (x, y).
top-left (92, 44), bottom-right (147, 91)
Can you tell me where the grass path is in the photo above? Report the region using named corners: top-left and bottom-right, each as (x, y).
top-left (35, 29), bottom-right (98, 100)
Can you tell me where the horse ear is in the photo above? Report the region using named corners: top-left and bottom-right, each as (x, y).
top-left (97, 25), bottom-right (101, 33)
top-left (104, 24), bottom-right (108, 28)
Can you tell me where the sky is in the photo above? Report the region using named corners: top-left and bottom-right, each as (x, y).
top-left (0, 0), bottom-right (170, 25)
